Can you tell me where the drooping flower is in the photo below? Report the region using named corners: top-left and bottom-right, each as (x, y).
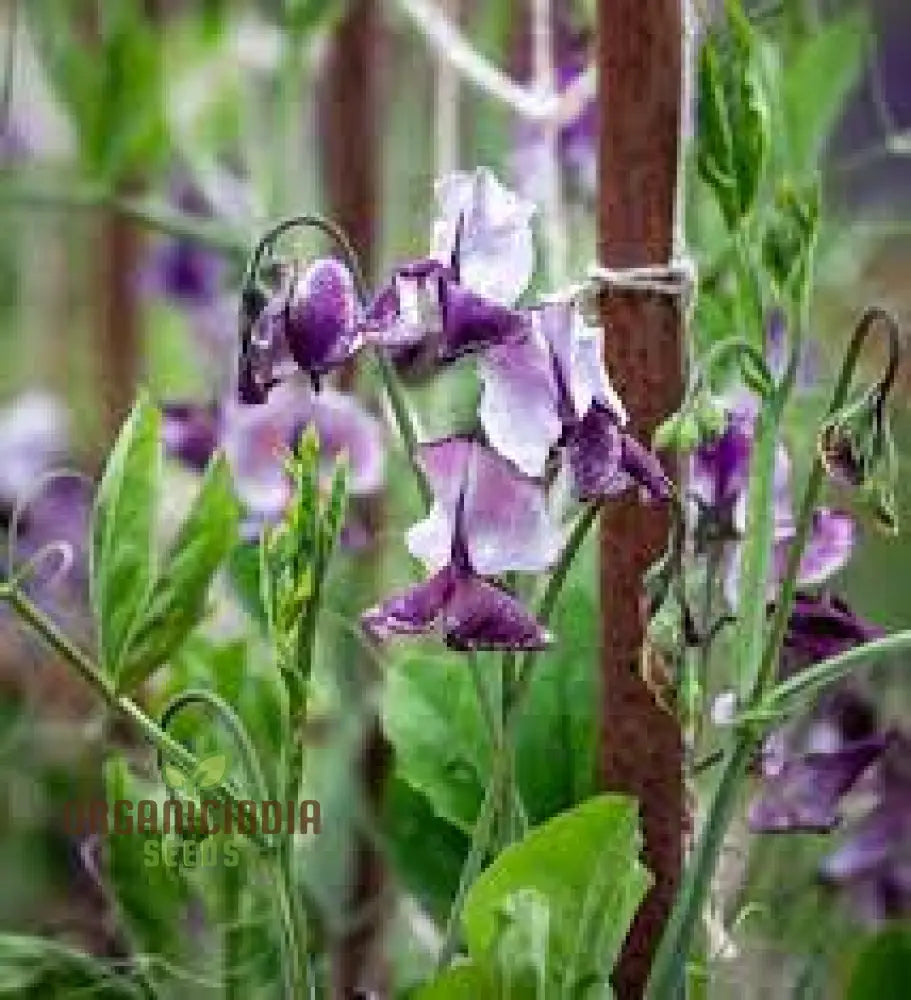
top-left (820, 732), bottom-right (911, 923)
top-left (239, 258), bottom-right (363, 402)
top-left (363, 169), bottom-right (534, 366)
top-left (361, 437), bottom-right (561, 651)
top-left (688, 389), bottom-right (856, 605)
top-left (479, 299), bottom-right (670, 502)
top-left (164, 380), bottom-right (383, 536)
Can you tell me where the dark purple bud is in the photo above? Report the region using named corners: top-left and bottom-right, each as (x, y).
top-left (781, 592), bottom-right (884, 673)
top-left (285, 258), bottom-right (361, 376)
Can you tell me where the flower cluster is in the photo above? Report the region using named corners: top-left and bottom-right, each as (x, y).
top-left (748, 592), bottom-right (911, 923)
top-left (235, 168), bottom-right (668, 650)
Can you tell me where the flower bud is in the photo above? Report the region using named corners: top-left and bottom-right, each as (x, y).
top-left (284, 258), bottom-right (360, 378)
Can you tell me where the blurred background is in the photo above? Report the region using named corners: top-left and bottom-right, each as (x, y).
top-left (0, 0), bottom-right (909, 996)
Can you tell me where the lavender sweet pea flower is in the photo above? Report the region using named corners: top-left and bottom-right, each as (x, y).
top-left (750, 688), bottom-right (885, 834)
top-left (362, 437), bottom-right (560, 651)
top-left (162, 403), bottom-right (221, 473)
top-left (364, 169), bottom-right (534, 366)
top-left (689, 392), bottom-right (856, 605)
top-left (781, 592), bottom-right (884, 676)
top-left (821, 732), bottom-right (911, 923)
top-left (0, 392), bottom-right (70, 507)
top-left (479, 300), bottom-right (669, 501)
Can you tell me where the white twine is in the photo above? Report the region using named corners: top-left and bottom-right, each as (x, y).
top-left (586, 258), bottom-right (697, 301)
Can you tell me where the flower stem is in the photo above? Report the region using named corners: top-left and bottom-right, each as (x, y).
top-left (435, 501), bottom-right (602, 970)
top-left (373, 351), bottom-right (432, 508)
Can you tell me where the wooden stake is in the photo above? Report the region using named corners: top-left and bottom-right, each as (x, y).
top-left (597, 1), bottom-right (686, 996)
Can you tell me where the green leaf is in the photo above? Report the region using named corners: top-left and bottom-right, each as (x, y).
top-left (117, 453), bottom-right (239, 691)
top-left (515, 579), bottom-right (599, 824)
top-left (0, 935), bottom-right (143, 998)
top-left (847, 927), bottom-right (911, 1000)
top-left (462, 795), bottom-right (651, 996)
top-left (382, 652), bottom-right (491, 833)
top-left (193, 752), bottom-right (228, 789)
top-left (696, 4), bottom-right (769, 229)
top-left (782, 12), bottom-right (868, 175)
top-left (91, 394), bottom-right (161, 680)
top-left (416, 962), bottom-right (496, 999)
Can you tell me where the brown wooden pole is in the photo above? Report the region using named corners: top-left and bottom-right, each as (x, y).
top-left (317, 4), bottom-right (390, 997)
top-left (597, 1), bottom-right (686, 996)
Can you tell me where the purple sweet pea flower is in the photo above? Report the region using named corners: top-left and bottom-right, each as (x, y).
top-left (361, 437), bottom-right (561, 651)
top-left (165, 381), bottom-right (384, 535)
top-left (363, 169), bottom-right (534, 366)
top-left (750, 687), bottom-right (885, 834)
top-left (688, 390), bottom-right (856, 605)
top-left (821, 732), bottom-right (911, 923)
top-left (781, 592), bottom-right (884, 677)
top-left (241, 258), bottom-right (363, 401)
top-left (479, 299), bottom-right (670, 501)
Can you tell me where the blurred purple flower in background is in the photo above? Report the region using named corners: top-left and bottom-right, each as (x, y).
top-left (0, 392), bottom-right (91, 596)
top-left (165, 380), bottom-right (384, 538)
top-left (510, 22), bottom-right (597, 201)
top-left (821, 732), bottom-right (911, 923)
top-left (362, 436), bottom-right (560, 650)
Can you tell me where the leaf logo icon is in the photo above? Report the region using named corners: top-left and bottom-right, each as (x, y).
top-left (163, 765), bottom-right (188, 789)
top-left (193, 754), bottom-right (227, 789)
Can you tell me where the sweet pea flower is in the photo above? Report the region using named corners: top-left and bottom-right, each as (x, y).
top-left (821, 732), bottom-right (911, 923)
top-left (363, 169), bottom-right (533, 365)
top-left (361, 437), bottom-right (561, 651)
top-left (688, 391), bottom-right (855, 606)
top-left (164, 380), bottom-right (383, 536)
top-left (240, 258), bottom-right (363, 402)
top-left (780, 592), bottom-right (884, 677)
top-left (479, 299), bottom-right (670, 501)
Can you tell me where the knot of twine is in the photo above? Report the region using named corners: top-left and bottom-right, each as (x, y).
top-left (586, 258), bottom-right (697, 302)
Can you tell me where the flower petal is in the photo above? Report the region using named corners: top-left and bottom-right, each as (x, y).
top-left (361, 566), bottom-right (455, 641)
top-left (439, 281), bottom-right (529, 361)
top-left (462, 444), bottom-right (563, 575)
top-left (431, 168), bottom-right (535, 305)
top-left (478, 327), bottom-right (561, 478)
top-left (285, 257), bottom-right (360, 374)
top-left (749, 737), bottom-right (885, 833)
top-left (793, 509), bottom-right (856, 587)
top-left (406, 437), bottom-right (474, 571)
top-left (443, 574), bottom-right (551, 651)
top-left (566, 405), bottom-right (626, 501)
